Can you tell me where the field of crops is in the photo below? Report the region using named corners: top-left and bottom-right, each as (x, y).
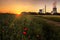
top-left (0, 14), bottom-right (60, 40)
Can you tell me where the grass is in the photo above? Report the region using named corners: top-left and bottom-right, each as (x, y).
top-left (41, 15), bottom-right (60, 22)
top-left (0, 14), bottom-right (60, 40)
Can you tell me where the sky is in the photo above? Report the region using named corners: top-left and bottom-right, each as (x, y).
top-left (0, 0), bottom-right (60, 14)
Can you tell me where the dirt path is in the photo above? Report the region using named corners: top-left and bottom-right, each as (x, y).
top-left (43, 18), bottom-right (60, 27)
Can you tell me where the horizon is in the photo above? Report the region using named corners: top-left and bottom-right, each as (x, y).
top-left (0, 0), bottom-right (60, 14)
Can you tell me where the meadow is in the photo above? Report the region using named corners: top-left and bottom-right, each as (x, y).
top-left (0, 14), bottom-right (60, 40)
top-left (41, 15), bottom-right (60, 22)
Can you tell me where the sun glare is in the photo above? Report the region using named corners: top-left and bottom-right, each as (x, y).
top-left (15, 10), bottom-right (21, 14)
top-left (15, 10), bottom-right (22, 18)
top-left (17, 13), bottom-right (21, 14)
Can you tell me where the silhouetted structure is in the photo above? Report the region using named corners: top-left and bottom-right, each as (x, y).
top-left (39, 9), bottom-right (43, 13)
top-left (38, 9), bottom-right (45, 15)
top-left (45, 5), bottom-right (46, 13)
top-left (20, 1), bottom-right (60, 15)
top-left (52, 1), bottom-right (57, 14)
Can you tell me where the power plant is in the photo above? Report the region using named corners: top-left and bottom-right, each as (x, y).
top-left (52, 1), bottom-right (57, 14)
top-left (22, 1), bottom-right (60, 15)
top-left (39, 1), bottom-right (57, 15)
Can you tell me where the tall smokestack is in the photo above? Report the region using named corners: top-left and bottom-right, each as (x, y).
top-left (45, 5), bottom-right (46, 13)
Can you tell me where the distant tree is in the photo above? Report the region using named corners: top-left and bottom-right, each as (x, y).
top-left (45, 12), bottom-right (51, 15)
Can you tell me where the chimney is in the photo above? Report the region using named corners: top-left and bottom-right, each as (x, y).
top-left (45, 5), bottom-right (46, 13)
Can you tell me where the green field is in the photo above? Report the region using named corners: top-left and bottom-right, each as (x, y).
top-left (41, 15), bottom-right (60, 22)
top-left (0, 14), bottom-right (60, 40)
